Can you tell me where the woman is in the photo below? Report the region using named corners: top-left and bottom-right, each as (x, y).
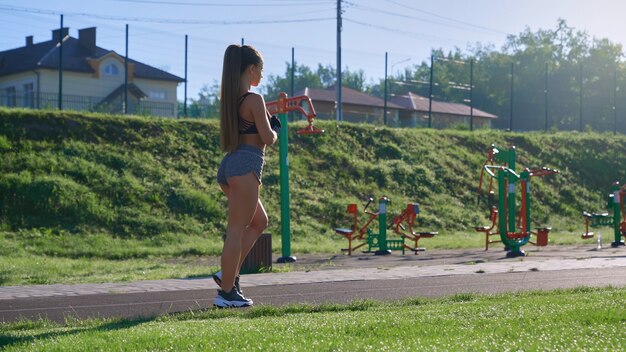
top-left (213, 44), bottom-right (280, 308)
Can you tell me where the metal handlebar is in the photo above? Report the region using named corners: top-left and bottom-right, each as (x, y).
top-left (364, 197), bottom-right (374, 211)
top-left (265, 93), bottom-right (324, 135)
top-left (482, 165), bottom-right (521, 179)
top-left (527, 167), bottom-right (559, 177)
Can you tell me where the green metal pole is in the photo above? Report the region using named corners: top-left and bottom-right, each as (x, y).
top-left (611, 182), bottom-right (625, 247)
top-left (523, 173), bottom-right (531, 234)
top-left (498, 169), bottom-right (507, 241)
top-left (277, 111), bottom-right (296, 263)
top-left (507, 147), bottom-right (516, 234)
top-left (503, 167), bottom-right (524, 257)
top-left (375, 197), bottom-right (391, 255)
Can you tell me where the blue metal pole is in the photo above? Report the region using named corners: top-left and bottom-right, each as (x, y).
top-left (124, 24), bottom-right (129, 114)
top-left (58, 15), bottom-right (63, 111)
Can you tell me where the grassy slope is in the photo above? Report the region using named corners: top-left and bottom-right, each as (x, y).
top-left (1, 108), bottom-right (625, 257)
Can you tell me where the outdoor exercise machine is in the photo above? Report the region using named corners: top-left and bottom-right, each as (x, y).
top-left (581, 181), bottom-right (626, 248)
top-left (334, 197), bottom-right (378, 255)
top-left (474, 205), bottom-right (501, 250)
top-left (476, 144), bottom-right (558, 257)
top-left (265, 92), bottom-right (324, 263)
top-left (335, 196), bottom-right (436, 255)
top-left (390, 203), bottom-right (438, 254)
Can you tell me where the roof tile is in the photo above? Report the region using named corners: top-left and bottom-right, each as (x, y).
top-left (0, 30), bottom-right (183, 82)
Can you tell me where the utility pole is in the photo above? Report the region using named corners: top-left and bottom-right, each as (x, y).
top-left (510, 62), bottom-right (514, 131)
top-left (383, 52), bottom-right (388, 125)
top-left (579, 63), bottom-right (583, 132)
top-left (183, 34), bottom-right (188, 118)
top-left (469, 58), bottom-right (474, 131)
top-left (290, 47), bottom-right (295, 121)
top-left (290, 47), bottom-right (295, 99)
top-left (428, 55), bottom-right (433, 128)
top-left (543, 62), bottom-right (548, 132)
top-left (614, 69), bottom-right (618, 134)
top-left (124, 24), bottom-right (129, 115)
top-left (336, 0), bottom-right (342, 121)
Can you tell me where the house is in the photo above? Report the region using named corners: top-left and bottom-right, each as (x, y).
top-left (390, 92), bottom-right (497, 129)
top-left (0, 27), bottom-right (184, 117)
top-left (294, 86), bottom-right (497, 128)
top-left (295, 86), bottom-right (404, 125)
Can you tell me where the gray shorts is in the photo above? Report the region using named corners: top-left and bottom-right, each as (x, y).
top-left (217, 144), bottom-right (265, 186)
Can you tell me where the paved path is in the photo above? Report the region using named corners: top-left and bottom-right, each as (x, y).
top-left (0, 245), bottom-right (624, 323)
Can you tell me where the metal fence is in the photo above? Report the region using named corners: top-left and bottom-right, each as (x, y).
top-left (0, 91), bottom-right (177, 118)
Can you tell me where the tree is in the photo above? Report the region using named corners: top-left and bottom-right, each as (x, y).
top-left (263, 63), bottom-right (324, 100)
top-left (179, 81), bottom-right (220, 118)
top-left (185, 19), bottom-right (626, 132)
top-left (263, 62), bottom-right (370, 100)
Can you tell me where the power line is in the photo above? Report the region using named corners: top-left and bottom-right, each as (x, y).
top-left (110, 0), bottom-right (334, 6)
top-left (343, 17), bottom-right (467, 45)
top-left (0, 5), bottom-right (334, 25)
top-left (381, 0), bottom-right (510, 36)
top-left (345, 1), bottom-right (508, 38)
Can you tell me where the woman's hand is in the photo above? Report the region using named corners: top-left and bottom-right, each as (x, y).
top-left (269, 115), bottom-right (281, 134)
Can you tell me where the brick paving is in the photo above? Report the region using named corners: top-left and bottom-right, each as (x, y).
top-left (0, 245), bottom-right (624, 300)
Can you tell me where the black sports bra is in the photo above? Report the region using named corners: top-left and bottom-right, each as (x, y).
top-left (238, 92), bottom-right (258, 135)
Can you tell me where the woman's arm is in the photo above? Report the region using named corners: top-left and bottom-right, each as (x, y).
top-left (246, 93), bottom-right (277, 145)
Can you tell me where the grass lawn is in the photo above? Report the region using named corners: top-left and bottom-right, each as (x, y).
top-left (0, 287), bottom-right (624, 351)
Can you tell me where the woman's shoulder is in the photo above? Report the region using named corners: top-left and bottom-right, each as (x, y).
top-left (241, 92), bottom-right (265, 108)
top-left (243, 91), bottom-right (264, 101)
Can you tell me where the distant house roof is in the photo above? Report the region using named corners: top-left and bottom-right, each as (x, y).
top-left (0, 27), bottom-right (183, 82)
top-left (390, 92), bottom-right (497, 119)
top-left (295, 86), bottom-right (404, 109)
top-left (294, 86), bottom-right (497, 119)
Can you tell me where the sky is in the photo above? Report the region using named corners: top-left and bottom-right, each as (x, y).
top-left (2, 0), bottom-right (626, 100)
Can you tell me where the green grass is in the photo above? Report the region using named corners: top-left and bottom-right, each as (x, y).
top-left (0, 287), bottom-right (624, 351)
top-left (0, 255), bottom-right (217, 285)
top-left (1, 108), bottom-right (625, 285)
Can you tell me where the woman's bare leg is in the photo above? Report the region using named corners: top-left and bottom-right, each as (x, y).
top-left (236, 199), bottom-right (268, 274)
top-left (219, 185), bottom-right (268, 276)
top-left (220, 173), bottom-right (259, 292)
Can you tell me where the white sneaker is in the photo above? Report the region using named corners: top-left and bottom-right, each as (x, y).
top-left (213, 289), bottom-right (253, 308)
top-left (212, 271), bottom-right (251, 304)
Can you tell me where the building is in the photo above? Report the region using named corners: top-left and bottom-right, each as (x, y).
top-left (0, 27), bottom-right (184, 117)
top-left (295, 86), bottom-right (404, 125)
top-left (295, 86), bottom-right (497, 128)
top-left (390, 92), bottom-right (497, 129)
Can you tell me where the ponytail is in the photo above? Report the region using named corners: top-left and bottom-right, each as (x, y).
top-left (220, 44), bottom-right (263, 153)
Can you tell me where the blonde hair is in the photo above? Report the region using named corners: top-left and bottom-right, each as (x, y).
top-left (220, 44), bottom-right (263, 153)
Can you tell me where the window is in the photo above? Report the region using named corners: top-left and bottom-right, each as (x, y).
top-left (5, 86), bottom-right (16, 107)
top-left (104, 63), bottom-right (119, 76)
top-left (149, 91), bottom-right (166, 100)
top-left (23, 83), bottom-right (34, 108)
